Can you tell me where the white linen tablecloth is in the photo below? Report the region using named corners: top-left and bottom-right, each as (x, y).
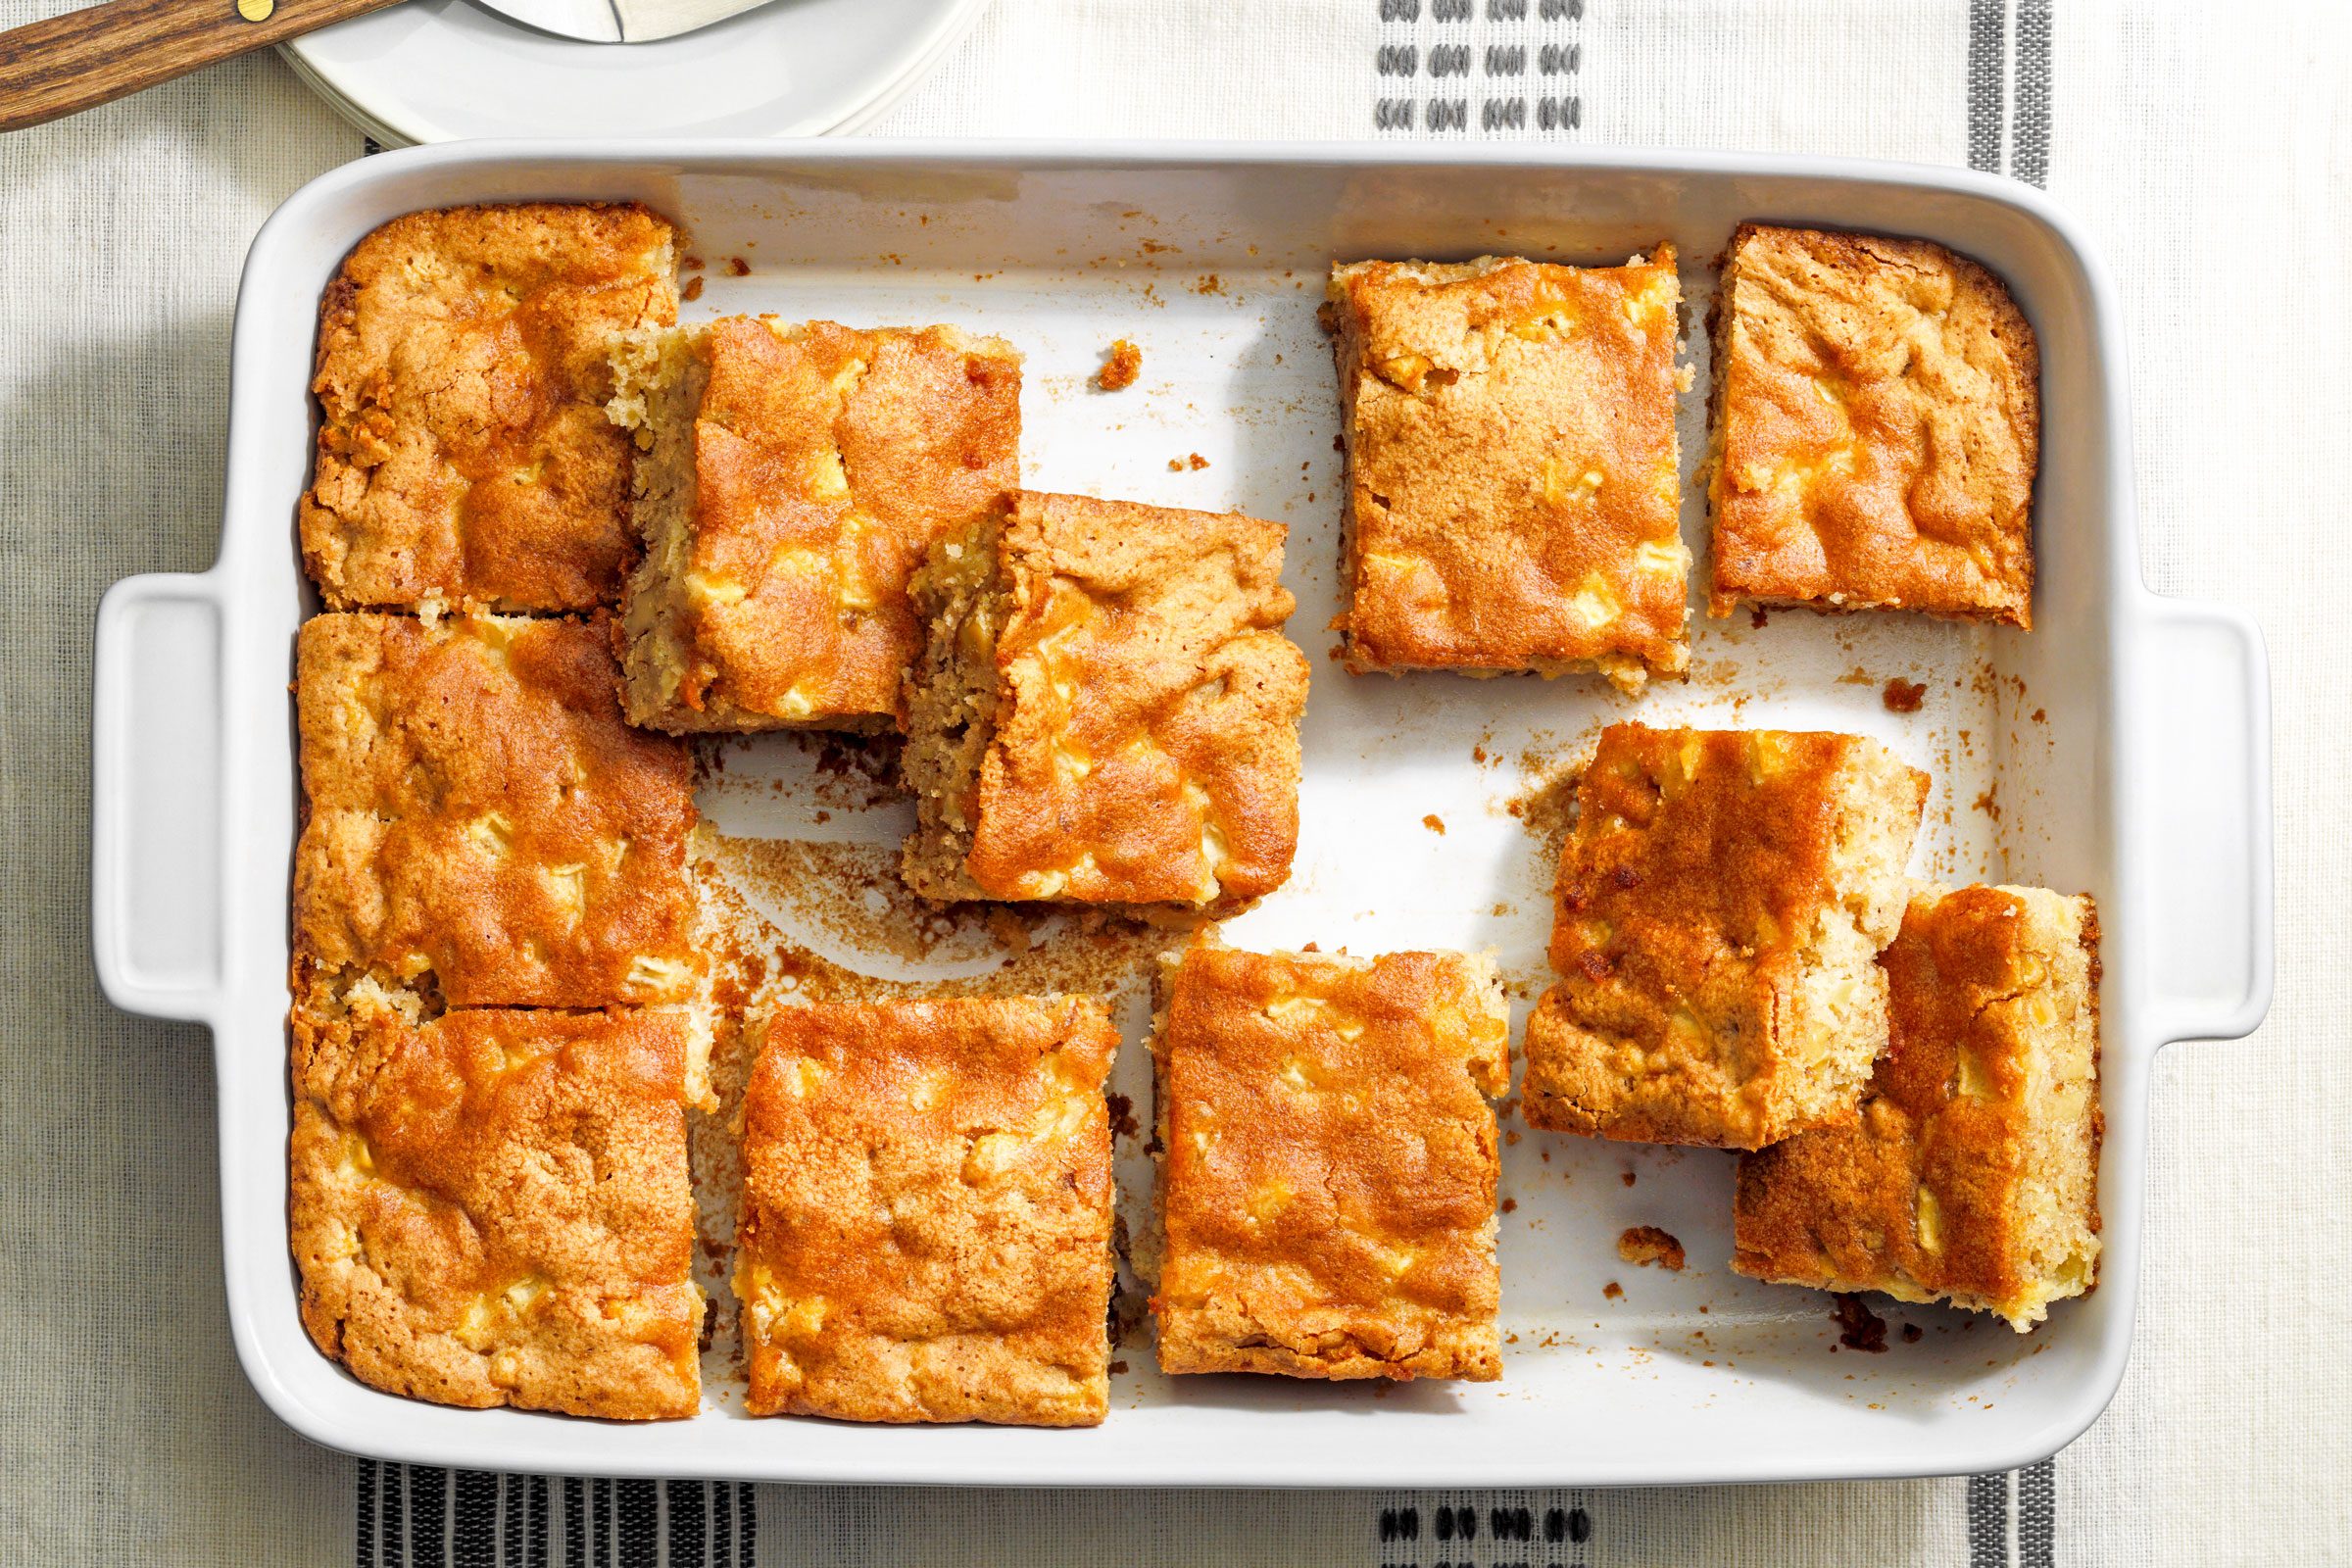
top-left (1, 1), bottom-right (2343, 1562)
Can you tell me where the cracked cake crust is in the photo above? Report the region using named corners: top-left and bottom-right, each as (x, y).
top-left (735, 996), bottom-right (1117, 1425)
top-left (900, 491), bottom-right (1310, 907)
top-left (1705, 223), bottom-right (2040, 625)
top-left (608, 317), bottom-right (1022, 733)
top-left (300, 202), bottom-right (678, 612)
top-left (1150, 937), bottom-right (1509, 1382)
top-left (289, 987), bottom-right (702, 1419)
top-left (1732, 885), bottom-right (2102, 1331)
top-left (1520, 723), bottom-right (1929, 1150)
top-left (1326, 251), bottom-right (1690, 689)
top-left (293, 612), bottom-right (697, 1010)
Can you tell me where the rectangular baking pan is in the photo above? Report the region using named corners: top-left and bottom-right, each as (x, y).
top-left (89, 141), bottom-right (2272, 1487)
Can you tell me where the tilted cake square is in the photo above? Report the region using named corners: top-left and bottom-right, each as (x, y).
top-left (608, 317), bottom-right (1022, 732)
top-left (294, 612), bottom-right (697, 1010)
top-left (1521, 723), bottom-right (1928, 1149)
top-left (901, 491), bottom-right (1309, 907)
top-left (1326, 251), bottom-right (1690, 690)
top-left (735, 996), bottom-right (1117, 1425)
top-left (289, 983), bottom-right (703, 1419)
top-left (301, 202), bottom-right (678, 612)
top-left (1705, 223), bottom-right (2040, 625)
top-left (1150, 938), bottom-right (1509, 1382)
top-left (1733, 884), bottom-right (2101, 1331)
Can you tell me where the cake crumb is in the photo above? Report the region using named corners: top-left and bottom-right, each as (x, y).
top-left (1883, 677), bottom-right (1928, 712)
top-left (1105, 1092), bottom-right (1140, 1141)
top-left (1422, 813), bottom-right (1446, 835)
top-left (1749, 607), bottom-right (1771, 629)
top-left (1617, 1226), bottom-right (1686, 1271)
top-left (1500, 1198), bottom-right (1518, 1214)
top-left (680, 275), bottom-right (705, 303)
top-left (1900, 1322), bottom-right (1924, 1344)
top-left (722, 256), bottom-right (750, 276)
top-left (1165, 453), bottom-right (1209, 471)
top-left (1602, 1281), bottom-right (1624, 1300)
top-left (1832, 1294), bottom-right (1888, 1352)
top-left (1096, 339), bottom-right (1143, 391)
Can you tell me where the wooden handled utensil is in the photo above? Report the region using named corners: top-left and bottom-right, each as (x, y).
top-left (0, 0), bottom-right (760, 134)
top-left (0, 0), bottom-right (402, 134)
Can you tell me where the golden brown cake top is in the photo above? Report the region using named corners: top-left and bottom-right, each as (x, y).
top-left (666, 318), bottom-right (1022, 726)
top-left (1328, 252), bottom-right (1689, 685)
top-left (1526, 723), bottom-right (1929, 1147)
top-left (1549, 724), bottom-right (1895, 977)
top-left (1153, 940), bottom-right (1507, 1381)
top-left (289, 990), bottom-right (701, 1419)
top-left (737, 996), bottom-right (1116, 1425)
top-left (1732, 885), bottom-right (2102, 1328)
top-left (302, 202), bottom-right (677, 612)
top-left (1707, 224), bottom-right (2039, 626)
top-left (295, 612), bottom-right (697, 1009)
top-left (964, 491), bottom-right (1310, 906)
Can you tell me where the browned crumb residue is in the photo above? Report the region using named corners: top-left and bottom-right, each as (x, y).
top-left (722, 256), bottom-right (751, 276)
top-left (680, 275), bottom-right (706, 303)
top-left (1422, 813), bottom-right (1446, 836)
top-left (1620, 1169), bottom-right (1637, 1188)
top-left (1900, 1322), bottom-right (1925, 1344)
top-left (1749, 607), bottom-right (1770, 629)
top-left (1105, 1092), bottom-right (1141, 1141)
top-left (1507, 745), bottom-right (1587, 876)
top-left (702, 836), bottom-right (1182, 1000)
top-left (1831, 1294), bottom-right (1888, 1352)
top-left (1883, 677), bottom-right (1928, 713)
top-left (1167, 453), bottom-right (1209, 471)
top-left (1500, 1198), bottom-right (1518, 1214)
top-left (1192, 272), bottom-right (1224, 296)
top-left (803, 731), bottom-right (908, 812)
top-left (1096, 338), bottom-right (1143, 392)
top-left (1601, 1281), bottom-right (1624, 1300)
top-left (1617, 1226), bottom-right (1686, 1271)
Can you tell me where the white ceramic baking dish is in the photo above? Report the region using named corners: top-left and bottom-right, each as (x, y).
top-left (90, 141), bottom-right (2272, 1488)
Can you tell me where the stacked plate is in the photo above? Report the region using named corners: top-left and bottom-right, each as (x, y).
top-left (282, 0), bottom-right (989, 145)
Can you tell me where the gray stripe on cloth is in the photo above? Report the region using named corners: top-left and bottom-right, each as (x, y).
top-left (1967, 1470), bottom-right (2009, 1568)
top-left (2018, 1458), bottom-right (2057, 1568)
top-left (1967, 0), bottom-right (2007, 172)
top-left (357, 1459), bottom-right (378, 1568)
top-left (2011, 0), bottom-right (2052, 186)
top-left (386, 1464), bottom-right (408, 1568)
top-left (454, 1469), bottom-right (498, 1567)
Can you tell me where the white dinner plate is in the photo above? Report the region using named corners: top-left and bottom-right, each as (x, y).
top-left (280, 0), bottom-right (989, 146)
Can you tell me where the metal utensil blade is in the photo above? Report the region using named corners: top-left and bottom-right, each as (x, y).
top-left (610, 0), bottom-right (782, 43)
top-left (470, 0), bottom-right (624, 43)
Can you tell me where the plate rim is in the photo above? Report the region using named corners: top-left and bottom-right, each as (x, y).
top-left (277, 0), bottom-right (993, 146)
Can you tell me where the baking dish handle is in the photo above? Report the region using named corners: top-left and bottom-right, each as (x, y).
top-left (2132, 595), bottom-right (2274, 1046)
top-left (90, 571), bottom-right (229, 1024)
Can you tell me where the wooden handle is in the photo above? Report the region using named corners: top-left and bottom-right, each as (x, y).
top-left (0, 0), bottom-right (397, 133)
